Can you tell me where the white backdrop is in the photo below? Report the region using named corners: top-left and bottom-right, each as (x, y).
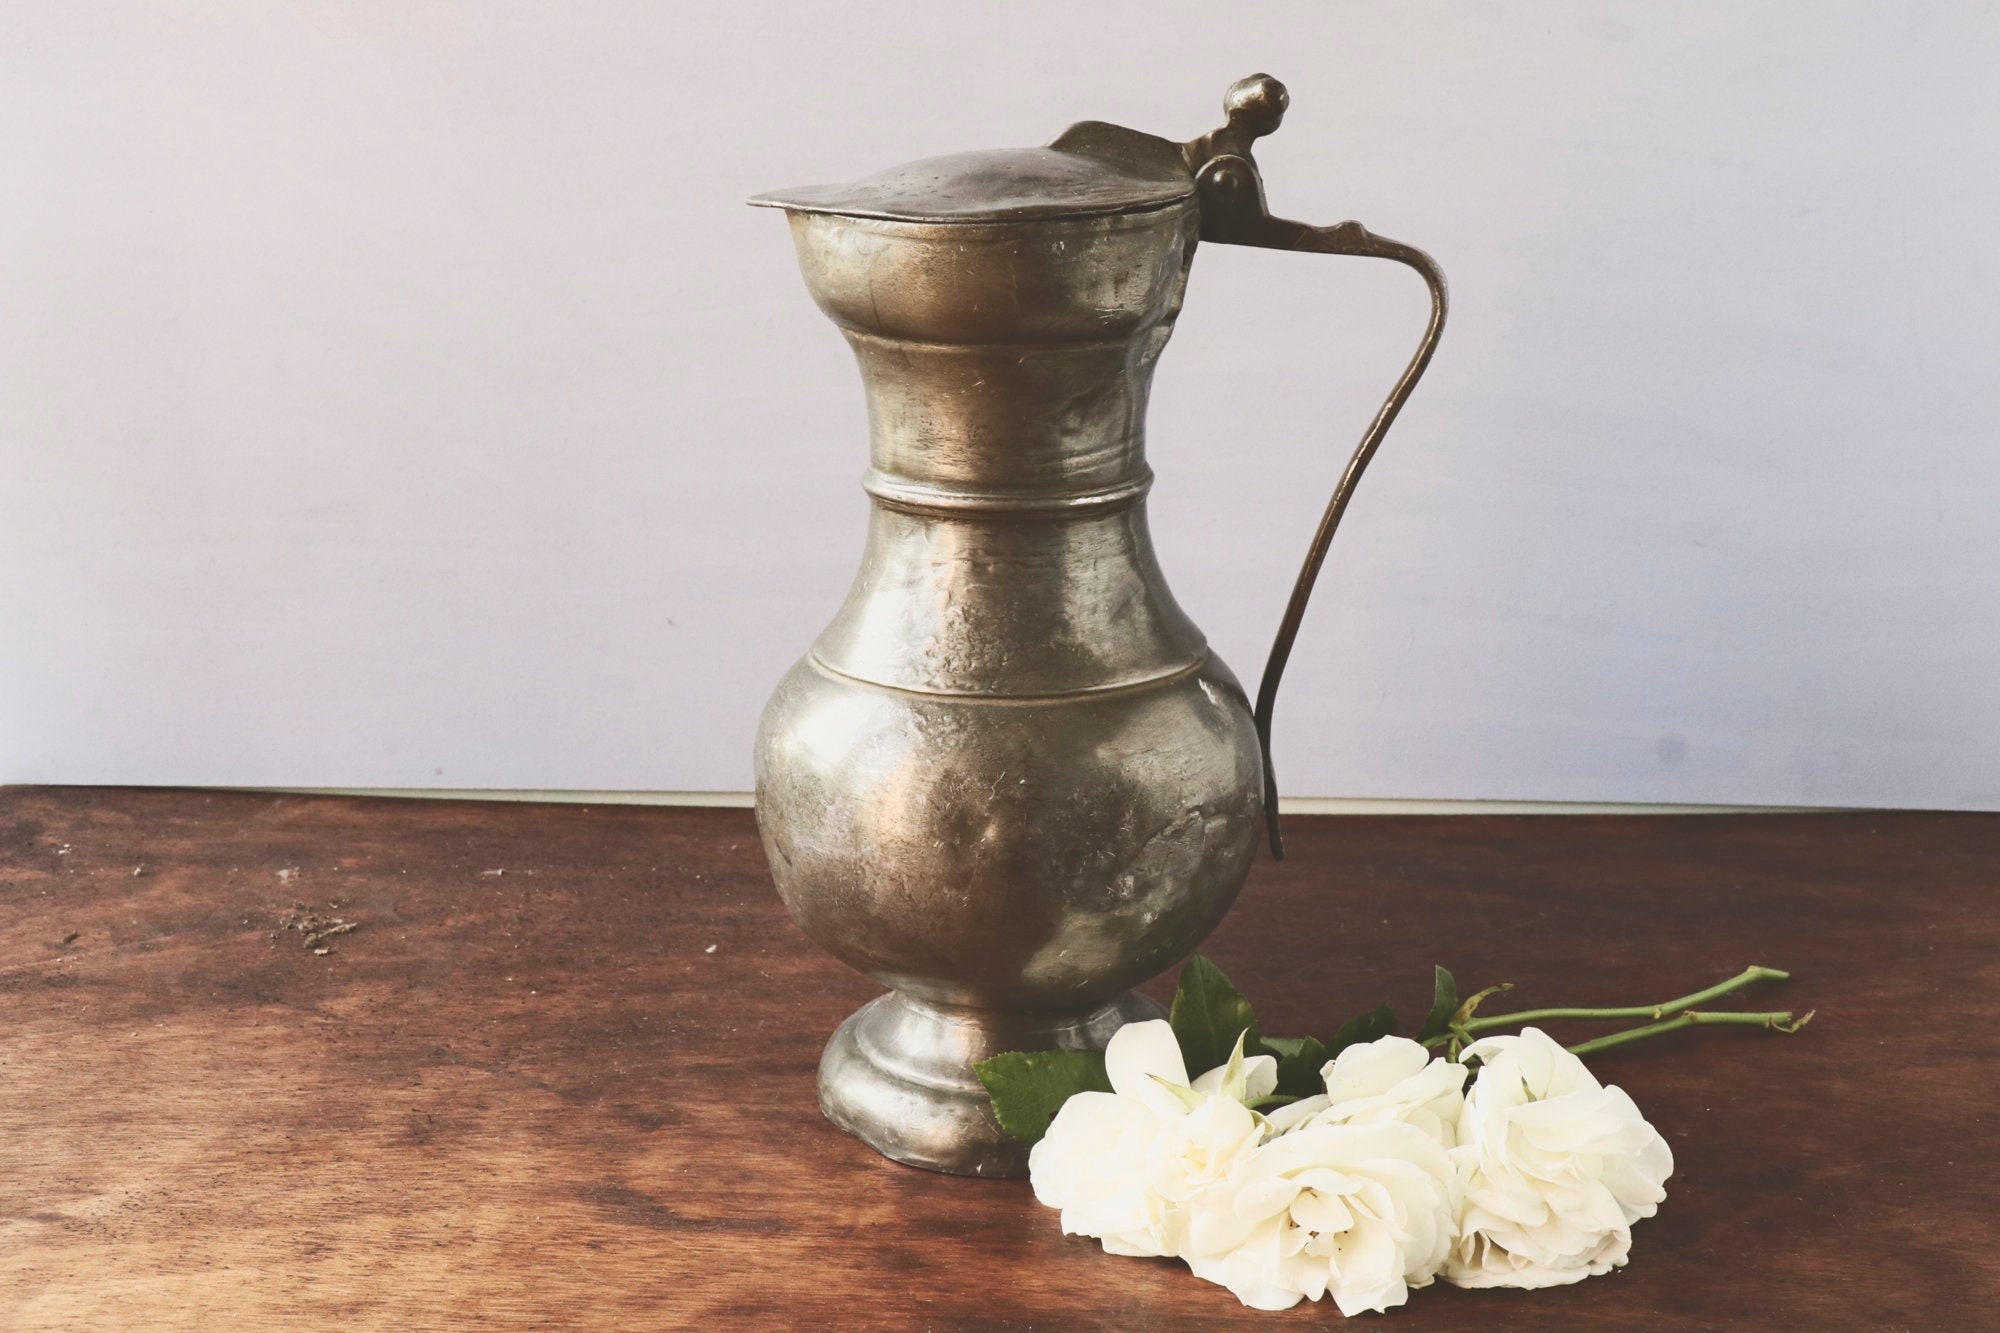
top-left (4, 2), bottom-right (1996, 807)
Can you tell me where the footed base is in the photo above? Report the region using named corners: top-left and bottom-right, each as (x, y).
top-left (818, 989), bottom-right (1165, 1177)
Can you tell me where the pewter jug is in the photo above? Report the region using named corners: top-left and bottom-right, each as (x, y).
top-left (752, 76), bottom-right (1445, 1176)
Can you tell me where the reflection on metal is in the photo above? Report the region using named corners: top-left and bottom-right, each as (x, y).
top-left (751, 75), bottom-right (1445, 1175)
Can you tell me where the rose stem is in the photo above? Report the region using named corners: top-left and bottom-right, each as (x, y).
top-left (1452, 965), bottom-right (1790, 1037)
top-left (1564, 1008), bottom-right (1814, 1057)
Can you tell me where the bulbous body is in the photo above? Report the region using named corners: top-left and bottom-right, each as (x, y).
top-left (754, 199), bottom-right (1264, 1175)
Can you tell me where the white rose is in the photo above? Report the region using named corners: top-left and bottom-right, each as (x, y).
top-left (1028, 1020), bottom-right (1275, 1258)
top-left (1181, 1121), bottom-right (1459, 1315)
top-left (1027, 1089), bottom-right (1169, 1256)
top-left (1145, 1093), bottom-right (1266, 1210)
top-left (1444, 1026), bottom-right (1674, 1289)
top-left (1265, 1035), bottom-right (1467, 1147)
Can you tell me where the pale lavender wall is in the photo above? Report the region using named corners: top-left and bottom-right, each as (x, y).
top-left (4, 3), bottom-right (1996, 806)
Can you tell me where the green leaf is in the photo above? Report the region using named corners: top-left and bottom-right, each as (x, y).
top-left (1169, 954), bottom-right (1261, 1077)
top-left (1323, 1003), bottom-right (1398, 1057)
top-left (1417, 966), bottom-right (1459, 1042)
top-left (973, 1049), bottom-right (1112, 1145)
top-left (1267, 1034), bottom-right (1331, 1098)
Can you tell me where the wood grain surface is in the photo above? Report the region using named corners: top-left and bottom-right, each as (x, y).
top-left (2, 787), bottom-right (1995, 1330)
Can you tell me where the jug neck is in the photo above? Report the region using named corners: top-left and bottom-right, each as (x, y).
top-left (847, 325), bottom-right (1173, 513)
top-left (782, 205), bottom-right (1197, 506)
top-left (812, 318), bottom-right (1211, 697)
top-left (786, 204), bottom-right (1211, 698)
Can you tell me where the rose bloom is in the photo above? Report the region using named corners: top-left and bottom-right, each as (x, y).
top-left (1444, 1026), bottom-right (1674, 1289)
top-left (1181, 1120), bottom-right (1460, 1315)
top-left (1028, 1020), bottom-right (1274, 1258)
top-left (1267, 1035), bottom-right (1468, 1148)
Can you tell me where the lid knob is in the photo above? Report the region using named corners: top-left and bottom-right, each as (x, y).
top-left (1222, 74), bottom-right (1289, 141)
top-left (1184, 74), bottom-right (1295, 243)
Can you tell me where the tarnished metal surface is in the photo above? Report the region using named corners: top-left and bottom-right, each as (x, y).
top-left (752, 75), bottom-right (1445, 1176)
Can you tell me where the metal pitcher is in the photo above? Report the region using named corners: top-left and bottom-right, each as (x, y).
top-left (751, 75), bottom-right (1446, 1176)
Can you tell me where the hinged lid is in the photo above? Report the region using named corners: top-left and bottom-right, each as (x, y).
top-left (749, 122), bottom-right (1193, 225)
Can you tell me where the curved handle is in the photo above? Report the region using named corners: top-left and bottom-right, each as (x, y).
top-left (1243, 222), bottom-right (1446, 860)
top-left (1187, 77), bottom-right (1450, 859)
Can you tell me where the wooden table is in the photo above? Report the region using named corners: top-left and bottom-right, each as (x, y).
top-left (3, 788), bottom-right (1994, 1329)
